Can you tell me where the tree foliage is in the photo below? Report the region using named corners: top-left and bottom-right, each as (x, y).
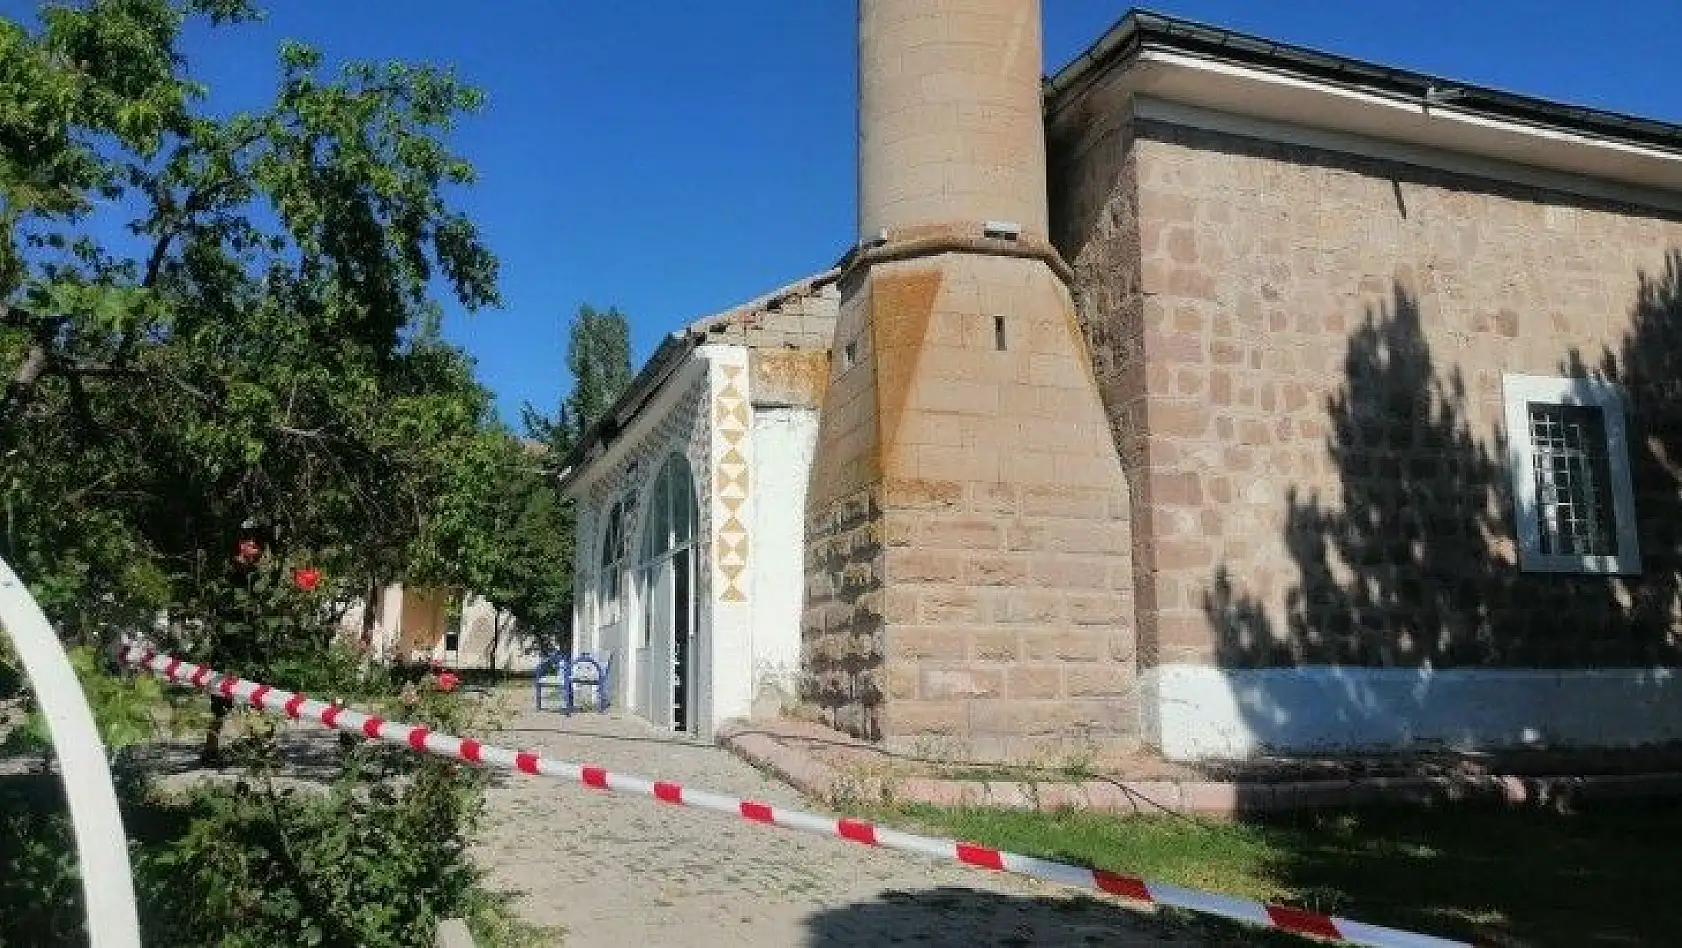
top-left (0, 4), bottom-right (582, 943)
top-left (0, 0), bottom-right (499, 677)
top-left (422, 301), bottom-right (637, 660)
top-left (431, 301), bottom-right (633, 658)
top-left (522, 302), bottom-right (631, 461)
top-left (410, 424), bottom-right (573, 659)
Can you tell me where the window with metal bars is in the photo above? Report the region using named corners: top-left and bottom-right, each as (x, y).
top-left (1503, 373), bottom-right (1640, 575)
top-left (1528, 403), bottom-right (1617, 556)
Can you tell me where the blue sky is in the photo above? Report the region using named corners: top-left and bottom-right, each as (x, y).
top-left (12, 2), bottom-right (1681, 425)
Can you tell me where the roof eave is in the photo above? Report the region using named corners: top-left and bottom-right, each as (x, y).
top-left (1046, 9), bottom-right (1682, 157)
top-left (556, 330), bottom-right (698, 498)
top-left (555, 265), bottom-right (843, 499)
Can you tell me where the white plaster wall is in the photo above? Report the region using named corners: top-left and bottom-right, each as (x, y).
top-left (571, 502), bottom-right (598, 659)
top-left (1144, 663), bottom-right (1682, 760)
top-left (571, 566), bottom-right (595, 657)
top-left (378, 585), bottom-right (405, 654)
top-left (699, 344), bottom-right (754, 736)
top-left (748, 406), bottom-right (819, 714)
top-left (456, 595), bottom-right (544, 672)
top-left (335, 585), bottom-right (420, 660)
top-left (334, 586), bottom-right (541, 671)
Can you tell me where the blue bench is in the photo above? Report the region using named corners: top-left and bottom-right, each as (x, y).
top-left (534, 652), bottom-right (613, 713)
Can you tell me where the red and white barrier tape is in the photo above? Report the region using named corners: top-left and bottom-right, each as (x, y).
top-left (122, 646), bottom-right (1469, 948)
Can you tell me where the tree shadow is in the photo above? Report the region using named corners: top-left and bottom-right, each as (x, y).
top-left (1565, 251), bottom-right (1682, 649)
top-left (800, 495), bottom-right (886, 741)
top-left (1187, 253), bottom-right (1682, 946)
top-left (800, 885), bottom-right (1244, 947)
top-left (1241, 799), bottom-right (1682, 947)
top-left (1206, 252), bottom-right (1682, 754)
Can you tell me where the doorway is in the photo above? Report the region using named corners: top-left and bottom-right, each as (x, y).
top-left (635, 455), bottom-right (698, 732)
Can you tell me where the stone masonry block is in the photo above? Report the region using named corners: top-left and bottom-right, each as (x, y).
top-left (1007, 665), bottom-right (1064, 699)
top-left (888, 626), bottom-right (969, 662)
top-left (970, 627), bottom-right (1022, 662)
top-left (1022, 627), bottom-right (1108, 663)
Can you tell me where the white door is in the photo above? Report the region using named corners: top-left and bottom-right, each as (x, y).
top-left (596, 572), bottom-right (621, 685)
top-left (643, 562), bottom-right (673, 728)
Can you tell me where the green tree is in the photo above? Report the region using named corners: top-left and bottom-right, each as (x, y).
top-left (522, 302), bottom-right (632, 460)
top-left (479, 302), bottom-right (632, 660)
top-left (0, 5), bottom-right (538, 944)
top-left (414, 427), bottom-right (573, 666)
top-left (0, 0), bottom-right (258, 634)
top-left (0, 0), bottom-right (500, 758)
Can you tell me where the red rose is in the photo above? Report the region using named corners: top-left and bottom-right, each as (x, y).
top-left (437, 672), bottom-right (460, 693)
top-left (292, 566), bottom-right (321, 591)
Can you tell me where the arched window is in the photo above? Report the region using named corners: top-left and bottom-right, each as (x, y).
top-left (638, 455), bottom-right (696, 565)
top-left (638, 455), bottom-right (696, 648)
top-left (597, 497), bottom-right (631, 624)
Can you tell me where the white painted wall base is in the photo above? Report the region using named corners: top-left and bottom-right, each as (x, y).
top-left (748, 407), bottom-right (819, 715)
top-left (1143, 663), bottom-right (1682, 760)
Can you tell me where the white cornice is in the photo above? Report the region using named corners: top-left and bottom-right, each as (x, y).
top-left (1106, 51), bottom-right (1682, 213)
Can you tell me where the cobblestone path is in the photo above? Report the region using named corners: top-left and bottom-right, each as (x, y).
top-left (474, 701), bottom-right (1198, 947)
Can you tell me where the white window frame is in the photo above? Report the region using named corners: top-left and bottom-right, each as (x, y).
top-left (1502, 373), bottom-right (1641, 575)
top-left (597, 497), bottom-right (631, 625)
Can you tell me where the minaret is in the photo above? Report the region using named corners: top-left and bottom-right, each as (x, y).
top-left (857, 0), bottom-right (1049, 241)
top-left (803, 0), bottom-right (1136, 759)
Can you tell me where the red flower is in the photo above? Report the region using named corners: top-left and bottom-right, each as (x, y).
top-left (292, 566), bottom-right (322, 592)
top-left (436, 671), bottom-right (460, 693)
top-left (235, 539), bottom-right (261, 564)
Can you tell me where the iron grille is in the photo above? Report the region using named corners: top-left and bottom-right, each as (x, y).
top-left (1528, 402), bottom-right (1616, 556)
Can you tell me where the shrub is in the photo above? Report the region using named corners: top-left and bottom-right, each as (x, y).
top-left (0, 659), bottom-right (530, 948)
top-left (135, 756), bottom-right (484, 947)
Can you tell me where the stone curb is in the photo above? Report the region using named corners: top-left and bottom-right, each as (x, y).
top-left (435, 918), bottom-right (475, 948)
top-left (715, 720), bottom-right (1682, 816)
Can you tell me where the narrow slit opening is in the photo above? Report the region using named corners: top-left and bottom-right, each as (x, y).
top-left (993, 314), bottom-right (1007, 351)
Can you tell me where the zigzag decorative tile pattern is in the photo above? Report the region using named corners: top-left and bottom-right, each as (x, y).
top-left (713, 364), bottom-right (751, 603)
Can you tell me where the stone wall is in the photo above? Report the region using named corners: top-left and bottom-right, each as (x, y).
top-left (708, 281), bottom-right (838, 355)
top-left (1054, 111), bottom-right (1682, 683)
top-left (804, 253), bottom-right (1138, 761)
top-left (1048, 98), bottom-right (1157, 666)
top-left (802, 271), bottom-right (888, 739)
top-left (751, 349), bottom-right (830, 410)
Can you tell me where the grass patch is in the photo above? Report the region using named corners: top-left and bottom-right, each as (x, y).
top-left (851, 800), bottom-right (1682, 946)
top-left (464, 889), bottom-right (562, 947)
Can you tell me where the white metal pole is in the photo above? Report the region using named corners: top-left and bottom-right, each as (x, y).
top-left (0, 555), bottom-right (141, 948)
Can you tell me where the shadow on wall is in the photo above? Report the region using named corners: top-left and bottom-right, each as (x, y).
top-left (801, 494), bottom-right (887, 741)
top-left (1202, 253), bottom-right (1682, 754)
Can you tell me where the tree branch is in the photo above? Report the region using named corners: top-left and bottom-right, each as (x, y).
top-left (0, 320), bottom-right (55, 432)
top-left (275, 424), bottom-right (330, 439)
top-left (56, 360), bottom-right (146, 378)
top-left (66, 370), bottom-right (97, 436)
